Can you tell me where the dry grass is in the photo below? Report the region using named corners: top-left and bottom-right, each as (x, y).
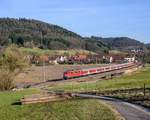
top-left (15, 64), bottom-right (106, 84)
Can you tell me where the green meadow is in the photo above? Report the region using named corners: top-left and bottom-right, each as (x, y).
top-left (0, 89), bottom-right (118, 120)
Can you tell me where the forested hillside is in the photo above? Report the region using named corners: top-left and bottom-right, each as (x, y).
top-left (90, 36), bottom-right (147, 52)
top-left (0, 18), bottom-right (148, 53)
top-left (0, 18), bottom-right (85, 49)
top-left (0, 18), bottom-right (109, 53)
top-left (146, 44), bottom-right (150, 50)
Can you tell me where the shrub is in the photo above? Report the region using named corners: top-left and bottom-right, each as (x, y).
top-left (0, 45), bottom-right (28, 90)
top-left (0, 69), bottom-right (14, 90)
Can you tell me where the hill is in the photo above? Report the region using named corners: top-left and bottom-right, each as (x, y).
top-left (0, 18), bottom-right (85, 49)
top-left (90, 36), bottom-right (147, 52)
top-left (146, 43), bottom-right (150, 50)
top-left (84, 37), bottom-right (109, 53)
top-left (0, 18), bottom-right (148, 54)
top-left (0, 18), bottom-right (108, 53)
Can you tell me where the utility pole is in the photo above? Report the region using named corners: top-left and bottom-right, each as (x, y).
top-left (43, 59), bottom-right (46, 82)
top-left (40, 31), bottom-right (46, 82)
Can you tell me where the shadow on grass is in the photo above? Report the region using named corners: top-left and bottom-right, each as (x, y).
top-left (12, 101), bottom-right (22, 105)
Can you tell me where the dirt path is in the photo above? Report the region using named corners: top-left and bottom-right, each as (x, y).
top-left (75, 94), bottom-right (150, 120)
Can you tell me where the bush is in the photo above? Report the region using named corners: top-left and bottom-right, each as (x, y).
top-left (0, 45), bottom-right (28, 90)
top-left (0, 70), bottom-right (14, 90)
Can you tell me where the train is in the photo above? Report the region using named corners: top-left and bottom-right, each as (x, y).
top-left (63, 62), bottom-right (135, 79)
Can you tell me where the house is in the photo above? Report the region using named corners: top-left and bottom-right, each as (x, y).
top-left (124, 57), bottom-right (135, 62)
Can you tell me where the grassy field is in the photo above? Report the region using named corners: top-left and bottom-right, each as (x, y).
top-left (20, 47), bottom-right (96, 56)
top-left (49, 65), bottom-right (150, 92)
top-left (0, 89), bottom-right (119, 120)
top-left (109, 50), bottom-right (127, 55)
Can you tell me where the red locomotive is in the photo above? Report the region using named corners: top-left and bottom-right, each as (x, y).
top-left (63, 62), bottom-right (134, 79)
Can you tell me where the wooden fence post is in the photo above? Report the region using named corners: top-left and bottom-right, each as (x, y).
top-left (144, 83), bottom-right (146, 96)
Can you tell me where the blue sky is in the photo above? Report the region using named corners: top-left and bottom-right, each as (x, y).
top-left (0, 0), bottom-right (150, 43)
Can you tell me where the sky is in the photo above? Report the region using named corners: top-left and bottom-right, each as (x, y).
top-left (0, 0), bottom-right (150, 43)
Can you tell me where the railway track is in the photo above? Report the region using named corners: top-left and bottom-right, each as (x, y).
top-left (30, 63), bottom-right (140, 88)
